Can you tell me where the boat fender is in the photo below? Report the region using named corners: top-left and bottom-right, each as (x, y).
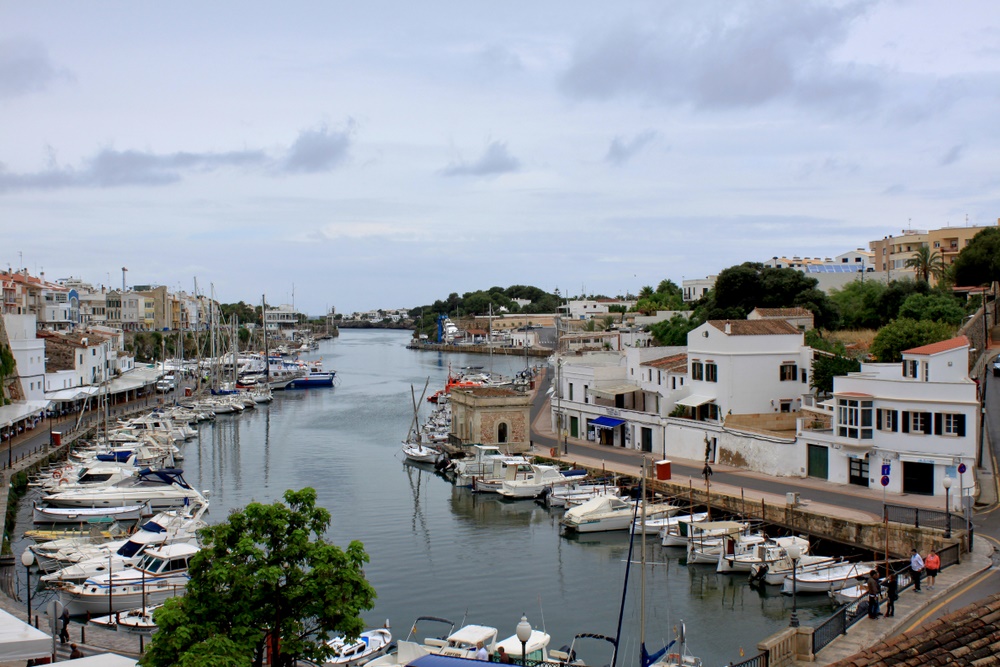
top-left (550, 448), bottom-right (556, 457)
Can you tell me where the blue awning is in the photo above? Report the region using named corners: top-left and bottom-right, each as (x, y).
top-left (591, 416), bottom-right (626, 428)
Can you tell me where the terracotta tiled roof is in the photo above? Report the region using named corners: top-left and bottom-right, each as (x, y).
top-left (708, 320), bottom-right (800, 336)
top-left (903, 335), bottom-right (969, 356)
top-left (643, 353), bottom-right (688, 372)
top-left (752, 307), bottom-right (813, 318)
top-left (826, 592), bottom-right (1000, 666)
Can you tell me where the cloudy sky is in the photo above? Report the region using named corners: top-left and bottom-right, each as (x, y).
top-left (3, 1), bottom-right (999, 315)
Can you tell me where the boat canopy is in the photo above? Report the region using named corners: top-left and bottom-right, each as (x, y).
top-left (136, 468), bottom-right (191, 489)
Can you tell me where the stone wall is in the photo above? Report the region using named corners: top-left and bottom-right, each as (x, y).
top-left (725, 412), bottom-right (800, 433)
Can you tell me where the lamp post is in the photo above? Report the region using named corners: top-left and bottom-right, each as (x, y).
top-left (943, 476), bottom-right (953, 539)
top-left (515, 614), bottom-right (532, 666)
top-left (20, 550), bottom-right (34, 626)
top-left (787, 544), bottom-right (801, 628)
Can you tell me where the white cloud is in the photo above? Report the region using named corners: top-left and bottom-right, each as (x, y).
top-left (441, 141), bottom-right (520, 177)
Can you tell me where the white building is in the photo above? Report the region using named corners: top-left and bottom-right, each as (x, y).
top-left (264, 304), bottom-right (300, 338)
top-left (679, 319), bottom-right (813, 421)
top-left (682, 276), bottom-right (716, 302)
top-left (561, 300), bottom-right (610, 320)
top-left (798, 336), bottom-right (977, 499)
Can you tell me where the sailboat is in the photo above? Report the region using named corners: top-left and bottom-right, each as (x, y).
top-left (631, 459), bottom-right (703, 667)
top-left (402, 380), bottom-right (441, 464)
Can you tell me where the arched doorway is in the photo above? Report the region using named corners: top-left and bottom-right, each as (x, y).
top-left (497, 422), bottom-right (508, 443)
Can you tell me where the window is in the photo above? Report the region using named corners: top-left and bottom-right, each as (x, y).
top-left (877, 409), bottom-right (898, 432)
top-left (800, 369), bottom-right (808, 384)
top-left (705, 362), bottom-right (718, 383)
top-left (837, 399), bottom-right (873, 439)
top-left (584, 385), bottom-right (589, 404)
top-left (901, 360), bottom-right (919, 378)
top-left (780, 364), bottom-right (797, 381)
top-left (672, 377), bottom-right (676, 390)
top-left (568, 383), bottom-right (574, 401)
top-left (911, 412), bottom-right (927, 433)
top-left (691, 361), bottom-right (704, 381)
top-left (923, 362), bottom-right (929, 382)
top-left (939, 413), bottom-right (966, 437)
top-left (780, 401), bottom-right (792, 413)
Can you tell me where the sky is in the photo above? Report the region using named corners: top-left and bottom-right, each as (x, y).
top-left (2, 1), bottom-right (999, 315)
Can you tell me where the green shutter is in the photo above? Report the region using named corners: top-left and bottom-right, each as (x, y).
top-left (902, 411), bottom-right (910, 433)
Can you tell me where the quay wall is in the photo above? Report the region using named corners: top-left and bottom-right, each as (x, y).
top-left (545, 458), bottom-right (964, 557)
top-left (407, 342), bottom-right (551, 357)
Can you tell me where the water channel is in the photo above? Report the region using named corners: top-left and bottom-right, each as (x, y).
top-left (19, 330), bottom-right (841, 666)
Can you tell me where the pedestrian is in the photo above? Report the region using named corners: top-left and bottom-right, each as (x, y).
top-left (924, 549), bottom-right (941, 589)
top-left (866, 570), bottom-right (881, 619)
top-left (497, 647), bottom-right (511, 664)
top-left (475, 641), bottom-right (489, 661)
top-left (885, 569), bottom-right (898, 617)
top-left (910, 548), bottom-right (925, 592)
top-left (69, 643), bottom-right (84, 659)
top-left (59, 607), bottom-right (71, 644)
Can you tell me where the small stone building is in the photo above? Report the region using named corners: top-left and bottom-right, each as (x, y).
top-left (449, 387), bottom-right (532, 453)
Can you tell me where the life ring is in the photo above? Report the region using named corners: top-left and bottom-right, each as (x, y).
top-left (666, 655), bottom-right (680, 663)
top-left (58, 478), bottom-right (68, 485)
top-left (53, 470), bottom-right (62, 479)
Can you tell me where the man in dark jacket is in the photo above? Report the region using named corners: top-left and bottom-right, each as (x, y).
top-left (885, 570), bottom-right (898, 617)
top-left (866, 570), bottom-right (882, 618)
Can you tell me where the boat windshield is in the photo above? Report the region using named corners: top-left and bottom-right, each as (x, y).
top-left (138, 555), bottom-right (165, 573)
top-left (117, 540), bottom-right (144, 558)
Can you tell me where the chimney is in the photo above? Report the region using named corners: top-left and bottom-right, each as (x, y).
top-left (725, 322), bottom-right (732, 334)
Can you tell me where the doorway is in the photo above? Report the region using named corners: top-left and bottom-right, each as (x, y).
top-left (807, 444), bottom-right (829, 479)
top-left (902, 461), bottom-right (934, 495)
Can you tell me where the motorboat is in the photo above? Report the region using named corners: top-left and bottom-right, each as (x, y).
top-left (494, 626), bottom-right (552, 662)
top-left (633, 511), bottom-right (707, 536)
top-left (367, 616), bottom-right (455, 667)
top-left (402, 442), bottom-right (441, 465)
top-left (41, 468), bottom-right (209, 512)
top-left (681, 521), bottom-right (750, 563)
top-left (647, 620), bottom-right (702, 667)
top-left (660, 515), bottom-right (717, 548)
top-left (322, 623), bottom-right (393, 666)
top-left (287, 360), bottom-right (336, 388)
top-left (90, 605), bottom-right (161, 633)
top-left (780, 561), bottom-right (877, 594)
top-left (430, 624), bottom-right (499, 659)
top-left (748, 553), bottom-right (840, 586)
top-left (550, 632), bottom-right (617, 667)
top-left (561, 496), bottom-right (678, 533)
top-left (498, 465), bottom-right (587, 499)
top-left (450, 445), bottom-right (526, 488)
top-left (541, 481), bottom-right (621, 509)
top-left (57, 542), bottom-right (200, 616)
top-left (33, 503), bottom-right (148, 525)
top-left (830, 584), bottom-right (869, 606)
top-left (41, 507), bottom-right (207, 582)
top-left (717, 535), bottom-right (810, 574)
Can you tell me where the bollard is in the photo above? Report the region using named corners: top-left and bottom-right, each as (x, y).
top-left (81, 625), bottom-right (86, 643)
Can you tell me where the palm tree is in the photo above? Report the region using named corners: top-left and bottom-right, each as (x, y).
top-left (904, 246), bottom-right (946, 283)
top-left (638, 285), bottom-right (654, 300)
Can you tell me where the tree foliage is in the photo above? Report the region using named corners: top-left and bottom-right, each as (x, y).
top-left (953, 227), bottom-right (1000, 287)
top-left (897, 293), bottom-right (966, 325)
top-left (220, 301), bottom-right (264, 325)
top-left (649, 314), bottom-right (700, 346)
top-left (700, 263), bottom-right (839, 328)
top-left (829, 279), bottom-right (939, 330)
top-left (633, 279), bottom-right (683, 315)
top-left (903, 246), bottom-right (946, 283)
top-left (810, 355), bottom-right (861, 395)
top-left (868, 318), bottom-right (956, 363)
top-left (141, 488), bottom-right (376, 667)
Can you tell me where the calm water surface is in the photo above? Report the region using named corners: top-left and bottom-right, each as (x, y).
top-left (23, 330), bottom-right (839, 666)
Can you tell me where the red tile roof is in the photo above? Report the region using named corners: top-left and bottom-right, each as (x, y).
top-left (708, 320), bottom-right (801, 336)
top-left (826, 592), bottom-right (1000, 666)
top-left (903, 335), bottom-right (969, 356)
top-left (752, 307), bottom-right (813, 318)
top-left (643, 353), bottom-right (688, 371)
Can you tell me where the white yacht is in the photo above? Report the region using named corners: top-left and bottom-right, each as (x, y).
top-left (561, 496), bottom-right (678, 533)
top-left (41, 468), bottom-right (209, 512)
top-left (57, 542), bottom-right (200, 616)
top-left (498, 465), bottom-right (586, 499)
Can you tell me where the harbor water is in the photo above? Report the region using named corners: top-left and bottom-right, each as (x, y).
top-left (20, 330), bottom-right (839, 665)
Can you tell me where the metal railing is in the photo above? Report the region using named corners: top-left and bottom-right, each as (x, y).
top-left (729, 651), bottom-right (768, 667)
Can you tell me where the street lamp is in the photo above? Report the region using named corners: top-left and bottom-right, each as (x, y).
top-left (943, 476), bottom-right (953, 539)
top-left (20, 549), bottom-right (34, 626)
top-left (787, 544), bottom-right (801, 628)
top-left (515, 614), bottom-right (532, 666)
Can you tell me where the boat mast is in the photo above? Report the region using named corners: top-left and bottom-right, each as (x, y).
top-left (262, 294), bottom-right (269, 386)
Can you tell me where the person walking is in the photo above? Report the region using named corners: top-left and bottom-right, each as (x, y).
top-left (59, 607), bottom-right (71, 644)
top-left (885, 569), bottom-right (898, 617)
top-left (910, 548), bottom-right (925, 592)
top-left (925, 549), bottom-right (941, 589)
top-left (866, 570), bottom-right (882, 619)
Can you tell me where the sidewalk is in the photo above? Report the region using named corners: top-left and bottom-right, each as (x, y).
top-left (794, 536), bottom-right (995, 666)
top-left (531, 397), bottom-right (954, 518)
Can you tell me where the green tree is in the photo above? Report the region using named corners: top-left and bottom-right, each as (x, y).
top-left (897, 293), bottom-right (966, 325)
top-left (649, 314), bottom-right (701, 346)
top-left (810, 355), bottom-right (861, 395)
top-left (869, 318), bottom-right (956, 363)
top-left (142, 488), bottom-right (375, 667)
top-left (953, 227), bottom-right (1000, 287)
top-left (702, 262), bottom-right (839, 328)
top-left (828, 280), bottom-right (887, 330)
top-left (638, 285), bottom-right (654, 300)
top-left (904, 246), bottom-right (946, 283)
